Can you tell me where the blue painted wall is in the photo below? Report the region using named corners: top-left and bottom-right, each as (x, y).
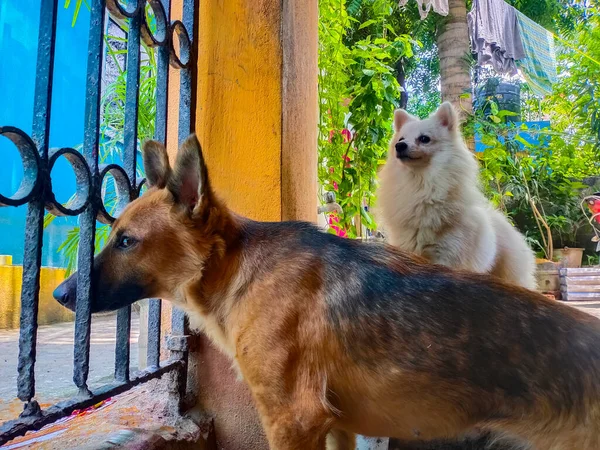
top-left (474, 120), bottom-right (552, 153)
top-left (0, 1), bottom-right (90, 267)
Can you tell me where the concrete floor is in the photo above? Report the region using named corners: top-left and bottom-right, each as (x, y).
top-left (0, 312), bottom-right (139, 423)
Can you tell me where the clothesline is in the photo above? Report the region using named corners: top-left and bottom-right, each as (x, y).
top-left (398, 0), bottom-right (600, 96)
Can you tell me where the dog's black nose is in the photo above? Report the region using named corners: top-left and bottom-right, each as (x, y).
top-left (53, 286), bottom-right (70, 306)
top-left (395, 141), bottom-right (408, 158)
top-left (53, 276), bottom-right (77, 311)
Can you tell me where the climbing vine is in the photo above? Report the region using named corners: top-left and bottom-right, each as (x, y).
top-left (318, 0), bottom-right (414, 237)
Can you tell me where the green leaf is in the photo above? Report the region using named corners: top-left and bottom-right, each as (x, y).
top-left (514, 135), bottom-right (533, 148)
top-left (496, 110), bottom-right (519, 118)
top-left (360, 207), bottom-right (375, 228)
top-left (358, 19), bottom-right (376, 30)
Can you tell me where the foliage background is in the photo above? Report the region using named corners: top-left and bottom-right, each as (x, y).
top-left (318, 0), bottom-right (600, 264)
top-left (51, 1), bottom-right (600, 265)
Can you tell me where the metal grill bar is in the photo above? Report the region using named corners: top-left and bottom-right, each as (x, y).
top-left (155, 0), bottom-right (171, 144)
top-left (171, 0), bottom-right (196, 337)
top-left (114, 2), bottom-right (144, 384)
top-left (147, 298), bottom-right (162, 368)
top-left (177, 0), bottom-right (195, 144)
top-left (146, 0), bottom-right (172, 371)
top-left (16, 0), bottom-right (58, 415)
top-left (166, 0), bottom-right (197, 414)
top-left (73, 0), bottom-right (107, 397)
top-left (114, 307), bottom-right (132, 382)
top-left (1, 0), bottom-right (198, 442)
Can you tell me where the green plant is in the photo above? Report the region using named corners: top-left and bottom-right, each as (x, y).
top-left (318, 0), bottom-right (414, 237)
top-left (475, 96), bottom-right (596, 261)
top-left (586, 253), bottom-right (599, 267)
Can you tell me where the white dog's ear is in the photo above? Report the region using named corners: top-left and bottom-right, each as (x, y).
top-left (434, 102), bottom-right (458, 131)
top-left (393, 109), bottom-right (416, 132)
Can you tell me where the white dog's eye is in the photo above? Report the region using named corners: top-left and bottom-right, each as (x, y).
top-left (418, 135), bottom-right (431, 144)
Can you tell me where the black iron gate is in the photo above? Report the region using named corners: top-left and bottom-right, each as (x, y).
top-left (0, 0), bottom-right (196, 444)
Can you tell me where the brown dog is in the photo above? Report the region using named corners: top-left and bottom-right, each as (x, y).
top-left (54, 135), bottom-right (600, 450)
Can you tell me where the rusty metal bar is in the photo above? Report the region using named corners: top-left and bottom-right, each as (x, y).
top-left (114, 0), bottom-right (144, 384)
top-left (73, 0), bottom-right (107, 397)
top-left (146, 0), bottom-right (172, 371)
top-left (16, 0), bottom-right (58, 418)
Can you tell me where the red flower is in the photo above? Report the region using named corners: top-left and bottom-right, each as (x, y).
top-left (341, 128), bottom-right (352, 143)
top-left (343, 154), bottom-right (352, 168)
top-left (328, 213), bottom-right (348, 238)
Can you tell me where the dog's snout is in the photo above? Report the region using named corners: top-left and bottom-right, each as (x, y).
top-left (53, 288), bottom-right (70, 306)
top-left (395, 141), bottom-right (408, 158)
top-left (53, 274), bottom-right (78, 311)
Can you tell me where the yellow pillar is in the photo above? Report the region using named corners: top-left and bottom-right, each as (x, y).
top-left (188, 1), bottom-right (317, 448)
top-left (195, 0), bottom-right (318, 223)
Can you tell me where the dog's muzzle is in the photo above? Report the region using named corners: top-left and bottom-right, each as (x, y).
top-left (395, 141), bottom-right (409, 160)
top-left (53, 273), bottom-right (77, 311)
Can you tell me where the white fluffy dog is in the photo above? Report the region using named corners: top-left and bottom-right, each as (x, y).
top-left (376, 102), bottom-right (536, 289)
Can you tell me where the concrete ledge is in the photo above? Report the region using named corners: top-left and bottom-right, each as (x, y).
top-left (78, 419), bottom-right (215, 450)
top-left (3, 378), bottom-right (214, 450)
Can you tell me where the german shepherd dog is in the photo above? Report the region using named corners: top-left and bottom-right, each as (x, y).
top-left (54, 135), bottom-right (600, 450)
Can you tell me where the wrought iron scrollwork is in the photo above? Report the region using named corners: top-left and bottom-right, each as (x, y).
top-left (0, 0), bottom-right (197, 444)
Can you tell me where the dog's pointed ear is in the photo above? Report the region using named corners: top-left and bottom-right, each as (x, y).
top-left (434, 101), bottom-right (458, 131)
top-left (393, 109), bottom-right (416, 132)
top-left (168, 134), bottom-right (212, 213)
top-left (142, 140), bottom-right (172, 189)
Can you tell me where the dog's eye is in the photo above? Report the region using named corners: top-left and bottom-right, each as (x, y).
top-left (398, 137), bottom-right (405, 141)
top-left (117, 235), bottom-right (137, 250)
top-left (418, 135), bottom-right (431, 144)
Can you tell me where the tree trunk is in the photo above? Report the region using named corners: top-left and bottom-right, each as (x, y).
top-left (395, 59), bottom-right (409, 110)
top-left (436, 0), bottom-right (472, 120)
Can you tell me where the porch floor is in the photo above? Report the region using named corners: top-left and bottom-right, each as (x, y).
top-left (0, 312), bottom-right (140, 424)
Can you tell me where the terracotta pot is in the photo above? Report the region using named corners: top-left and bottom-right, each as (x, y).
top-left (554, 247), bottom-right (585, 268)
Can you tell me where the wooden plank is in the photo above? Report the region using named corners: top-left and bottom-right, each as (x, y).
top-left (562, 285), bottom-right (600, 294)
top-left (562, 292), bottom-right (600, 301)
top-left (560, 268), bottom-right (600, 276)
top-left (561, 276), bottom-right (600, 286)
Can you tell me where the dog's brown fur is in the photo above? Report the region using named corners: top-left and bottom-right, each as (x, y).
top-left (54, 135), bottom-right (600, 450)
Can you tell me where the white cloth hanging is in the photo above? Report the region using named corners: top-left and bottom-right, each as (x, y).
top-left (468, 0), bottom-right (525, 76)
top-left (398, 0), bottom-right (449, 20)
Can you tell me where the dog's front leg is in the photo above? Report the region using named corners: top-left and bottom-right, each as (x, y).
top-left (247, 378), bottom-right (335, 450)
top-left (254, 401), bottom-right (331, 450)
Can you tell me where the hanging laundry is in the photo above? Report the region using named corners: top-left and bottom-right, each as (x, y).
top-left (398, 0), bottom-right (448, 20)
top-left (515, 11), bottom-right (558, 97)
top-left (468, 0), bottom-right (525, 76)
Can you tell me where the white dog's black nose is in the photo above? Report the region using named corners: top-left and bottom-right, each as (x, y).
top-left (395, 141), bottom-right (408, 158)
